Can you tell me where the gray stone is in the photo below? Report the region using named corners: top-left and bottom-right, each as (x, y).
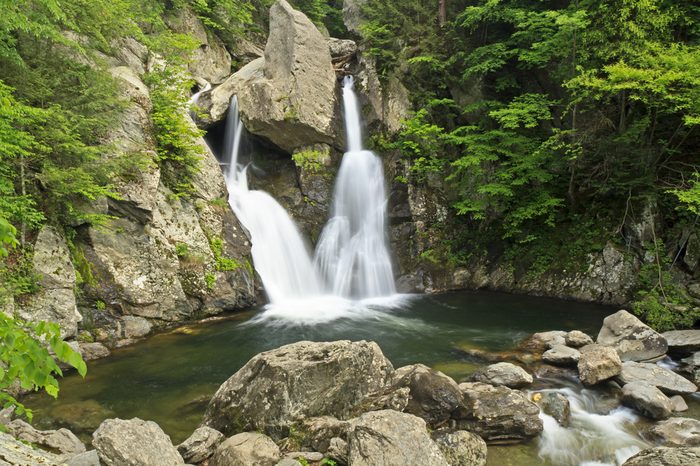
top-left (66, 450), bottom-right (102, 466)
top-left (617, 361), bottom-right (697, 395)
top-left (121, 315), bottom-right (152, 339)
top-left (431, 429), bottom-right (487, 466)
top-left (391, 363), bottom-right (463, 426)
top-left (17, 226), bottom-right (82, 338)
top-left (276, 460), bottom-right (302, 466)
top-left (577, 344), bottom-right (623, 385)
top-left (92, 418), bottom-right (184, 466)
top-left (455, 382), bottom-right (543, 443)
top-left (79, 342), bottom-right (111, 361)
top-left (646, 417), bottom-right (700, 447)
top-left (621, 382), bottom-right (673, 420)
top-left (300, 416), bottom-right (350, 452)
top-left (203, 340), bottom-right (394, 438)
top-left (671, 395), bottom-right (689, 412)
top-left (471, 362), bottom-right (533, 388)
top-left (597, 310), bottom-right (668, 362)
top-left (663, 330), bottom-right (700, 354)
top-left (342, 0), bottom-right (367, 34)
top-left (347, 410), bottom-right (447, 466)
top-left (542, 345), bottom-right (581, 366)
top-left (535, 392), bottom-right (571, 427)
top-left (0, 431), bottom-right (62, 466)
top-left (565, 330), bottom-right (594, 348)
top-left (6, 419), bottom-right (86, 460)
top-left (177, 426), bottom-right (225, 464)
top-left (210, 432), bottom-right (280, 466)
top-left (328, 38), bottom-right (357, 58)
top-left (519, 331), bottom-right (567, 353)
top-left (326, 437), bottom-right (348, 465)
top-left (284, 452), bottom-right (324, 462)
top-left (622, 446), bottom-right (700, 465)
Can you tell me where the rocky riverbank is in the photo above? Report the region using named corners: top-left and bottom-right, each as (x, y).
top-left (4, 309), bottom-right (700, 465)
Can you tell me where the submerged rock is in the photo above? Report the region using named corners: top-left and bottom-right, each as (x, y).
top-left (177, 426), bottom-right (225, 464)
top-left (646, 417), bottom-right (700, 447)
top-left (431, 429), bottom-right (488, 466)
top-left (202, 340), bottom-right (393, 437)
top-left (622, 446), bottom-right (700, 465)
top-left (210, 432), bottom-right (280, 466)
top-left (617, 361), bottom-right (697, 395)
top-left (346, 410), bottom-right (447, 466)
top-left (662, 330), bottom-right (700, 354)
top-left (621, 382), bottom-right (673, 420)
top-left (455, 382), bottom-right (543, 443)
top-left (596, 310), bottom-right (667, 362)
top-left (79, 342), bottom-right (111, 361)
top-left (92, 418), bottom-right (184, 466)
top-left (470, 362), bottom-right (533, 388)
top-left (542, 345), bottom-right (581, 366)
top-left (391, 363), bottom-right (463, 426)
top-left (577, 344), bottom-right (623, 385)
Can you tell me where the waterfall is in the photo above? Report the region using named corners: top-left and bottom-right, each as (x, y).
top-left (222, 97), bottom-right (323, 304)
top-left (220, 76), bottom-right (397, 313)
top-left (313, 76), bottom-right (396, 298)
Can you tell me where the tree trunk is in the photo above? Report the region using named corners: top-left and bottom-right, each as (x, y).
top-left (439, 0), bottom-right (447, 27)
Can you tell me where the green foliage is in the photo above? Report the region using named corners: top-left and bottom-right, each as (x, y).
top-left (205, 272), bottom-right (216, 291)
top-left (175, 242), bottom-right (190, 259)
top-left (292, 149), bottom-right (325, 173)
top-left (209, 237), bottom-right (240, 271)
top-left (0, 313), bottom-right (86, 420)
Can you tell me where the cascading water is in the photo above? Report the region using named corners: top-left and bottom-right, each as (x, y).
top-left (313, 76), bottom-right (396, 298)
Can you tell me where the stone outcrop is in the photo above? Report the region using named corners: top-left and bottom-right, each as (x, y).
top-left (202, 340), bottom-right (394, 437)
top-left (621, 382), bottom-right (673, 420)
top-left (202, 0), bottom-right (336, 153)
top-left (470, 362), bottom-right (533, 388)
top-left (646, 417), bottom-right (700, 447)
top-left (210, 432), bottom-right (280, 466)
top-left (577, 344), bottom-right (622, 385)
top-left (622, 446), bottom-right (700, 466)
top-left (92, 418), bottom-right (184, 466)
top-left (617, 361), bottom-right (697, 395)
top-left (17, 226), bottom-right (82, 338)
top-left (431, 430), bottom-right (488, 466)
top-left (596, 310), bottom-right (667, 362)
top-left (346, 410), bottom-right (447, 466)
top-left (455, 382), bottom-right (543, 443)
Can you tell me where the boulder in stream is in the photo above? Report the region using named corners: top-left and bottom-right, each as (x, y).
top-left (621, 382), bottom-right (673, 420)
top-left (470, 362), bottom-right (533, 388)
top-left (577, 344), bottom-right (622, 385)
top-left (565, 330), bottom-right (594, 348)
top-left (622, 446), bottom-right (700, 466)
top-left (6, 419), bottom-right (85, 460)
top-left (662, 330), bottom-right (700, 354)
top-left (177, 426), bottom-right (225, 464)
top-left (92, 418), bottom-right (184, 466)
top-left (646, 417), bottom-right (700, 447)
top-left (519, 330), bottom-right (567, 353)
top-left (431, 429), bottom-right (488, 466)
top-left (542, 345), bottom-right (581, 366)
top-left (597, 310), bottom-right (667, 362)
top-left (617, 361), bottom-right (697, 395)
top-left (534, 392), bottom-right (571, 427)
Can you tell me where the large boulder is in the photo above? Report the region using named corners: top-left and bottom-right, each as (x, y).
top-left (597, 310), bottom-right (667, 361)
top-left (390, 364), bottom-right (463, 426)
top-left (0, 431), bottom-right (62, 465)
top-left (346, 410), bottom-right (447, 466)
top-left (17, 226), bottom-right (82, 338)
top-left (662, 330), bottom-right (700, 354)
top-left (617, 361), bottom-right (697, 395)
top-left (621, 382), bottom-right (673, 420)
top-left (202, 340), bottom-right (394, 437)
top-left (203, 0), bottom-right (336, 153)
top-left (210, 432), bottom-right (280, 466)
top-left (577, 344), bottom-right (622, 385)
top-left (92, 418), bottom-right (184, 466)
top-left (177, 426), bottom-right (225, 464)
top-left (6, 419), bottom-right (85, 460)
top-left (646, 417), bottom-right (700, 447)
top-left (470, 362), bottom-right (533, 388)
top-left (431, 430), bottom-right (487, 466)
top-left (622, 447), bottom-right (700, 466)
top-left (455, 382), bottom-right (543, 443)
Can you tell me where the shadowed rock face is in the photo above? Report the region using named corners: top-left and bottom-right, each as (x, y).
top-left (202, 340), bottom-right (394, 438)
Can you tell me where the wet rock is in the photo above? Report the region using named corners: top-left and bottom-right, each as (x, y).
top-left (431, 429), bottom-right (487, 466)
top-left (471, 362), bottom-right (533, 388)
top-left (646, 417), bottom-right (700, 447)
top-left (6, 419), bottom-right (86, 460)
top-left (662, 330), bottom-right (700, 354)
top-left (565, 330), bottom-right (594, 348)
top-left (577, 344), bottom-right (623, 385)
top-left (519, 331), bottom-right (567, 353)
top-left (455, 382), bottom-right (543, 443)
top-left (92, 418), bottom-right (184, 466)
top-left (534, 392), bottom-right (571, 427)
top-left (17, 226), bottom-right (82, 338)
top-left (50, 399), bottom-right (116, 432)
top-left (202, 340), bottom-right (394, 437)
top-left (597, 310), bottom-right (668, 362)
top-left (79, 342), bottom-right (111, 361)
top-left (0, 431), bottom-right (62, 465)
top-left (65, 450), bottom-right (101, 466)
top-left (391, 363), bottom-right (463, 426)
top-left (326, 437), bottom-right (348, 465)
top-left (671, 395), bottom-right (689, 412)
top-left (622, 446), bottom-right (700, 465)
top-left (621, 382), bottom-right (673, 420)
top-left (121, 315), bottom-right (152, 339)
top-left (542, 345), bottom-right (581, 366)
top-left (346, 410), bottom-right (447, 466)
top-left (177, 426), bottom-right (224, 464)
top-left (617, 361), bottom-right (697, 395)
top-left (210, 432), bottom-right (280, 466)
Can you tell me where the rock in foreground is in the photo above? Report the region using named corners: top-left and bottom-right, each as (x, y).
top-left (621, 382), bottom-right (673, 420)
top-left (577, 344), bottom-right (622, 385)
top-left (646, 417), bottom-right (700, 447)
top-left (662, 330), bottom-right (700, 354)
top-left (431, 429), bottom-right (487, 466)
top-left (470, 362), bottom-right (533, 388)
top-left (92, 418), bottom-right (184, 466)
top-left (597, 310), bottom-right (667, 362)
top-left (617, 361), bottom-right (697, 395)
top-left (391, 364), bottom-right (463, 426)
top-left (210, 432), bottom-right (280, 466)
top-left (622, 446), bottom-right (700, 465)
